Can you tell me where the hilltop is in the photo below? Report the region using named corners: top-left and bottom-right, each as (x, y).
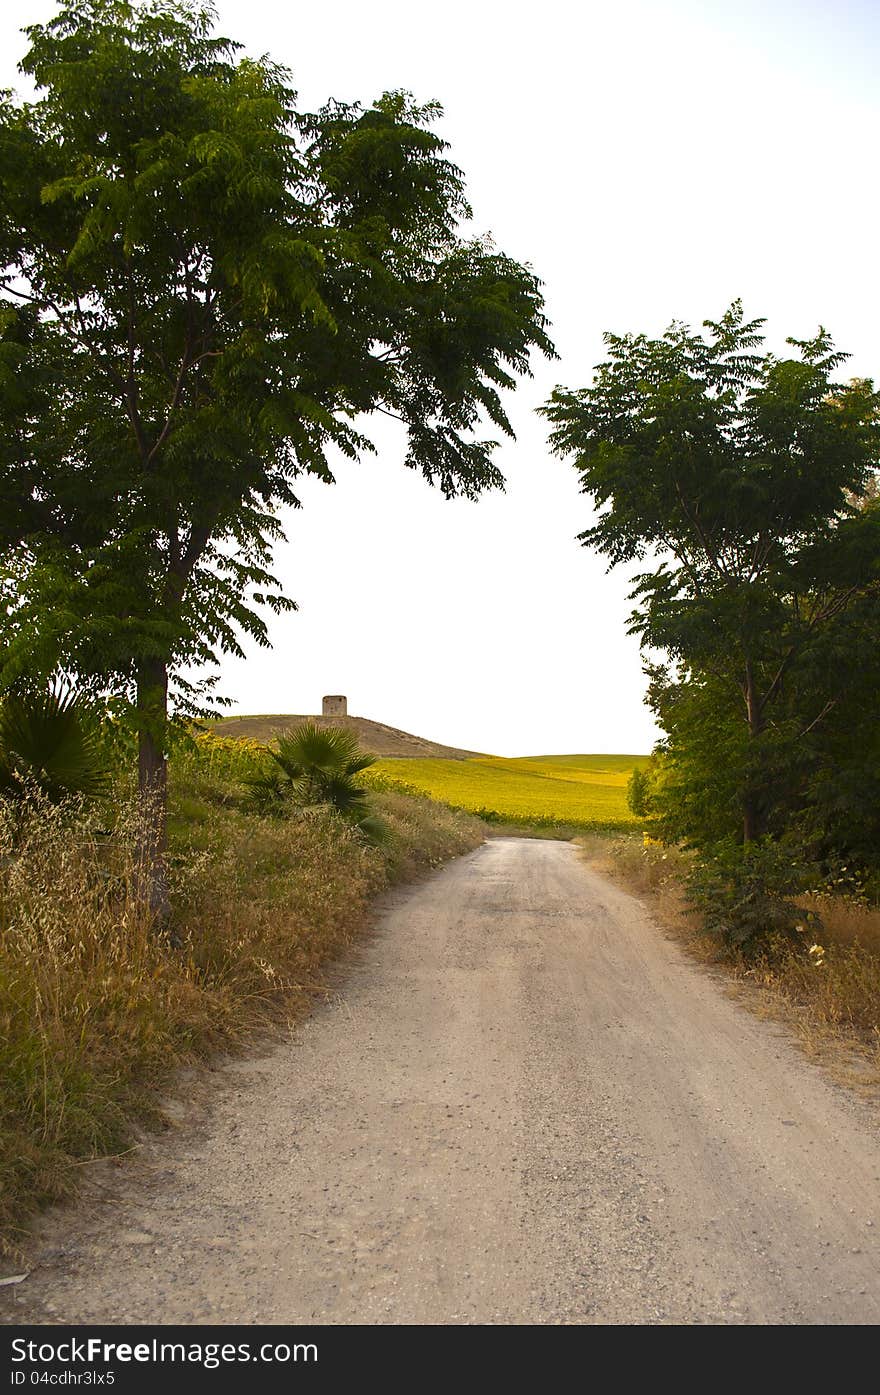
top-left (211, 714), bottom-right (648, 827)
top-left (211, 713), bottom-right (483, 760)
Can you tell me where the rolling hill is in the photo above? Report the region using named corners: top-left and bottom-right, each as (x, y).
top-left (373, 753), bottom-right (649, 826)
top-left (211, 713), bottom-right (483, 760)
top-left (212, 714), bottom-right (649, 826)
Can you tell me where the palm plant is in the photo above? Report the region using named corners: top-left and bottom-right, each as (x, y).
top-left (243, 722), bottom-right (387, 841)
top-left (0, 687), bottom-right (110, 802)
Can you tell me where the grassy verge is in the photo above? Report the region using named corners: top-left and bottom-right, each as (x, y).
top-left (0, 757), bottom-right (482, 1257)
top-left (582, 832), bottom-right (880, 1090)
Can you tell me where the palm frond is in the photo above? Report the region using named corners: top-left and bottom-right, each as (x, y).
top-left (252, 720), bottom-right (381, 825)
top-left (344, 752), bottom-right (377, 777)
top-left (320, 775), bottom-right (370, 818)
top-left (0, 687), bottom-right (109, 802)
top-left (240, 769), bottom-right (289, 813)
top-left (356, 813), bottom-right (391, 847)
top-left (273, 722), bottom-right (366, 776)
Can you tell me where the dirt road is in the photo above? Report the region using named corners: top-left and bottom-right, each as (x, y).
top-left (6, 838), bottom-right (880, 1325)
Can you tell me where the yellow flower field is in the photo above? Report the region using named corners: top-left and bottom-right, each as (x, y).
top-left (372, 754), bottom-right (649, 827)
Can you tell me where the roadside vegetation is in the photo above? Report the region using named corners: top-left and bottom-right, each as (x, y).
top-left (584, 833), bottom-right (880, 1084)
top-left (0, 725), bottom-right (483, 1256)
top-left (546, 304), bottom-right (880, 966)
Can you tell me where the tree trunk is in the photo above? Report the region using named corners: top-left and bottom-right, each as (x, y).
top-left (742, 659), bottom-right (763, 844)
top-left (136, 656), bottom-right (170, 924)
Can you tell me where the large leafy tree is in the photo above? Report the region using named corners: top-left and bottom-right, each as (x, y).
top-left (0, 0), bottom-right (553, 912)
top-left (543, 303), bottom-right (880, 847)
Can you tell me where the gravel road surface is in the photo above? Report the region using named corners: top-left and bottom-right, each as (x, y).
top-left (5, 837), bottom-right (879, 1325)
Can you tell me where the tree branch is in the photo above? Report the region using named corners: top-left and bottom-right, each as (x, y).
top-left (799, 699), bottom-right (837, 739)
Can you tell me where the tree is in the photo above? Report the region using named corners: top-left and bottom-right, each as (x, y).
top-left (0, 0), bottom-right (553, 915)
top-left (625, 765), bottom-right (651, 818)
top-left (543, 302), bottom-right (880, 846)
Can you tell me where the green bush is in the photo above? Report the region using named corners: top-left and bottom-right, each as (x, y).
top-left (687, 837), bottom-right (822, 954)
top-left (240, 722), bottom-right (390, 844)
top-left (626, 766), bottom-right (651, 817)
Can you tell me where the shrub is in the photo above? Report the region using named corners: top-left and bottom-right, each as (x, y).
top-left (0, 688), bottom-right (110, 804)
top-left (240, 723), bottom-right (386, 840)
top-left (626, 766), bottom-right (651, 817)
top-left (686, 837), bottom-right (823, 954)
top-left (170, 731), bottom-right (271, 795)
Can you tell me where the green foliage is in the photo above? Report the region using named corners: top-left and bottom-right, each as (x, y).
top-left (626, 766), bottom-right (651, 818)
top-left (0, 0), bottom-right (553, 891)
top-left (0, 686), bottom-right (109, 802)
top-left (544, 302), bottom-right (878, 573)
top-left (643, 669), bottom-right (752, 846)
top-left (239, 766), bottom-right (288, 815)
top-left (686, 838), bottom-right (822, 954)
top-left (544, 302), bottom-right (880, 870)
top-left (644, 578), bottom-right (880, 880)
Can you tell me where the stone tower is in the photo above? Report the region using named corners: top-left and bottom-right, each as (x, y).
top-left (322, 694), bottom-right (347, 717)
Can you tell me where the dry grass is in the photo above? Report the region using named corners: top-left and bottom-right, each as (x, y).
top-left (581, 832), bottom-right (880, 1093)
top-left (0, 783), bottom-right (483, 1256)
top-left (801, 893), bottom-right (880, 953)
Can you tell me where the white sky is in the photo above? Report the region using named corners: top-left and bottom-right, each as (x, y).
top-left (3, 0), bottom-right (879, 755)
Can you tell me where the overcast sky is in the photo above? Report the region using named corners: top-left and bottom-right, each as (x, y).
top-left (3, 1), bottom-right (878, 755)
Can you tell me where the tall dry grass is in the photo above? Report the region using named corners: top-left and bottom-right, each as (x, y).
top-left (801, 893), bottom-right (880, 953)
top-left (0, 784), bottom-right (483, 1255)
